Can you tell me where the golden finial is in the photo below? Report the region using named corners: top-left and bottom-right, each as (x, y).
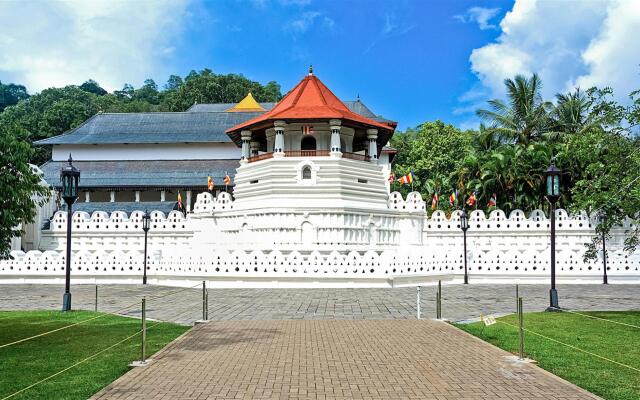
top-left (309, 65), bottom-right (313, 76)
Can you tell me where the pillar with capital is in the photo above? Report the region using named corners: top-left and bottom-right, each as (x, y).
top-left (367, 129), bottom-right (378, 163)
top-left (240, 130), bottom-right (252, 163)
top-left (250, 141), bottom-right (260, 157)
top-left (329, 119), bottom-right (342, 157)
top-left (274, 120), bottom-right (286, 157)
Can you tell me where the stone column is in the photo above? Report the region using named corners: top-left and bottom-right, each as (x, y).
top-left (240, 130), bottom-right (252, 164)
top-left (329, 119), bottom-right (342, 158)
top-left (84, 191), bottom-right (90, 203)
top-left (186, 190), bottom-right (192, 212)
top-left (160, 190), bottom-right (166, 202)
top-left (367, 129), bottom-right (378, 163)
top-left (273, 120), bottom-right (286, 158)
top-left (135, 190), bottom-right (140, 202)
top-left (250, 141), bottom-right (260, 157)
top-left (110, 190), bottom-right (115, 202)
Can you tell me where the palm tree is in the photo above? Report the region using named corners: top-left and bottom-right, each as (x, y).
top-left (476, 74), bottom-right (552, 145)
top-left (549, 88), bottom-right (597, 137)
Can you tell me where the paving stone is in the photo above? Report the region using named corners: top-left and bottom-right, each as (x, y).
top-left (91, 320), bottom-right (600, 400)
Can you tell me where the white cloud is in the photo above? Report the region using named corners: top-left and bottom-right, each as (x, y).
top-left (454, 7), bottom-right (501, 30)
top-left (285, 11), bottom-right (335, 35)
top-left (466, 0), bottom-right (640, 104)
top-left (0, 0), bottom-right (191, 92)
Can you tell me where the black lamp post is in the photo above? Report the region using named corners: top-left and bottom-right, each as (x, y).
top-left (544, 162), bottom-right (561, 310)
top-left (599, 213), bottom-right (608, 285)
top-left (60, 155), bottom-right (80, 312)
top-left (460, 210), bottom-right (469, 284)
top-left (142, 210), bottom-right (151, 285)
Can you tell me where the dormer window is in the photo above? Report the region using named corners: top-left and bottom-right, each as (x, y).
top-left (302, 165), bottom-right (312, 180)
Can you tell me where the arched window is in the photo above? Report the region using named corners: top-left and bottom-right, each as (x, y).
top-left (301, 136), bottom-right (316, 151)
top-left (302, 165), bottom-right (312, 180)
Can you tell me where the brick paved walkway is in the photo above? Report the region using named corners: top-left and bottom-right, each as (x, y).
top-left (92, 319), bottom-right (599, 400)
top-left (1, 284), bottom-right (638, 324)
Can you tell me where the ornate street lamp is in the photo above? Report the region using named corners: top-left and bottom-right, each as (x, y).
top-left (460, 210), bottom-right (470, 284)
top-left (142, 210), bottom-right (151, 285)
top-left (544, 162), bottom-right (561, 310)
top-left (60, 155), bottom-right (80, 312)
top-left (599, 212), bottom-right (608, 285)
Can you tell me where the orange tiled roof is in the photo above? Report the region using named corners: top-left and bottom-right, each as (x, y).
top-left (226, 72), bottom-right (394, 133)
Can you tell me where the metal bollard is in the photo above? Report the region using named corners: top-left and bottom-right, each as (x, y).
top-left (205, 290), bottom-right (209, 321)
top-left (141, 297), bottom-right (147, 364)
top-left (95, 284), bottom-right (98, 312)
top-left (416, 286), bottom-right (421, 319)
top-left (518, 297), bottom-right (524, 360)
top-left (437, 280), bottom-right (442, 319)
top-left (202, 281), bottom-right (206, 321)
top-left (515, 284), bottom-right (519, 314)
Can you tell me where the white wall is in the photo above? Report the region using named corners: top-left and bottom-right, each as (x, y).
top-left (52, 143), bottom-right (241, 161)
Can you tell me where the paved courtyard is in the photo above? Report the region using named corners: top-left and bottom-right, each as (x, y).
top-left (92, 319), bottom-right (598, 400)
top-left (1, 283), bottom-right (638, 324)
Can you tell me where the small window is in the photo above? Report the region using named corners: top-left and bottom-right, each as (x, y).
top-left (302, 166), bottom-right (312, 180)
top-left (250, 180), bottom-right (259, 184)
top-left (358, 179), bottom-right (368, 184)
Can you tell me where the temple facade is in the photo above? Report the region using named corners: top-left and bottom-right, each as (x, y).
top-left (35, 72), bottom-right (397, 218)
top-left (3, 69), bottom-right (639, 287)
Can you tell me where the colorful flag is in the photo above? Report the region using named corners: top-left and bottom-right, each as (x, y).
top-left (487, 193), bottom-right (497, 208)
top-left (449, 190), bottom-right (457, 206)
top-left (398, 171), bottom-right (414, 184)
top-left (177, 192), bottom-right (182, 204)
top-left (302, 125), bottom-right (314, 135)
top-left (466, 192), bottom-right (477, 207)
top-left (388, 172), bottom-right (396, 183)
top-left (207, 176), bottom-right (214, 191)
top-left (431, 193), bottom-right (439, 210)
top-left (224, 174), bottom-right (231, 186)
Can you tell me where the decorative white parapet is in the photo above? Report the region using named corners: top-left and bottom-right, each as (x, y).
top-left (2, 189), bottom-right (639, 287)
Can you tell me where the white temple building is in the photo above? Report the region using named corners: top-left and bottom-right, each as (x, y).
top-left (3, 69), bottom-right (639, 287)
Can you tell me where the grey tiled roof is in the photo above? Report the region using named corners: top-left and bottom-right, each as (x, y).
top-left (59, 201), bottom-right (176, 216)
top-left (40, 159), bottom-right (238, 189)
top-left (35, 112), bottom-right (263, 145)
top-left (36, 99), bottom-right (392, 146)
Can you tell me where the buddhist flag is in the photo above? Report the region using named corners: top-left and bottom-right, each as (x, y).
top-left (388, 172), bottom-right (396, 183)
top-left (449, 190), bottom-right (457, 206)
top-left (487, 193), bottom-right (497, 208)
top-left (466, 192), bottom-right (477, 207)
top-left (398, 171), bottom-right (414, 185)
top-left (207, 176), bottom-right (214, 191)
top-left (303, 125), bottom-right (314, 135)
top-left (224, 174), bottom-right (231, 186)
top-left (177, 192), bottom-right (182, 204)
top-left (431, 193), bottom-right (439, 210)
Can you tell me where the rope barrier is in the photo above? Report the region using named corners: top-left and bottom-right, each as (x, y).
top-left (553, 308), bottom-right (640, 330)
top-left (0, 329), bottom-right (143, 400)
top-left (494, 319), bottom-right (640, 373)
top-left (0, 301), bottom-right (140, 350)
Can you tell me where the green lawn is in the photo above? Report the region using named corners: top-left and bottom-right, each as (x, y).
top-left (455, 311), bottom-right (640, 400)
top-left (0, 310), bottom-right (190, 400)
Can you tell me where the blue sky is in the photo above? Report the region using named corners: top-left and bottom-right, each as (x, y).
top-left (1, 0), bottom-right (639, 131)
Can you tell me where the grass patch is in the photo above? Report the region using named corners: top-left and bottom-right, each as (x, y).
top-left (455, 311), bottom-right (640, 400)
top-left (0, 310), bottom-right (189, 400)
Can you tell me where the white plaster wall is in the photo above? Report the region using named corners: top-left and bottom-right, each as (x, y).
top-left (52, 143), bottom-right (240, 161)
top-left (3, 191), bottom-right (639, 287)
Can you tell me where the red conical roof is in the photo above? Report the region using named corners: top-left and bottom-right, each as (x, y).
top-left (226, 72), bottom-right (394, 133)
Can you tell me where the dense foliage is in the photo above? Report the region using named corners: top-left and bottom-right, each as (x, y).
top-left (0, 69), bottom-right (282, 165)
top-left (0, 123), bottom-right (50, 257)
top-left (391, 74), bottom-right (640, 256)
